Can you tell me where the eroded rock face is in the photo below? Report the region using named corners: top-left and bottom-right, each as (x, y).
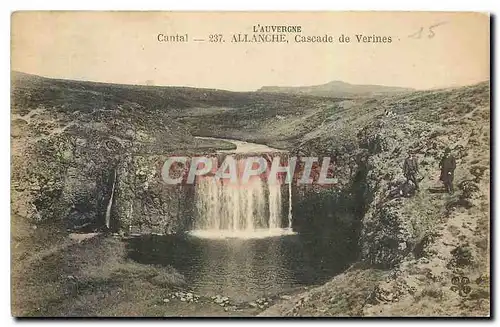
top-left (361, 200), bottom-right (414, 268)
top-left (115, 155), bottom-right (196, 234)
top-left (12, 130), bottom-right (124, 231)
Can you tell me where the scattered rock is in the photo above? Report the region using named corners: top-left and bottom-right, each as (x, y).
top-left (212, 294), bottom-right (231, 307)
top-left (167, 291), bottom-right (201, 304)
top-left (253, 297), bottom-right (272, 309)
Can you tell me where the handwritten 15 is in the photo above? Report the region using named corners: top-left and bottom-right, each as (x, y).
top-left (408, 22), bottom-right (447, 39)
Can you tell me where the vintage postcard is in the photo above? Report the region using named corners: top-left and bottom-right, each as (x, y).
top-left (10, 12), bottom-right (490, 317)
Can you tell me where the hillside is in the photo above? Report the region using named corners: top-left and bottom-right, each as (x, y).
top-left (260, 82), bottom-right (491, 316)
top-left (257, 80), bottom-right (414, 98)
top-left (11, 72), bottom-right (490, 317)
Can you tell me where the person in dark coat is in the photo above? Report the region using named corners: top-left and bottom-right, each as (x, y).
top-left (440, 148), bottom-right (456, 194)
top-left (403, 151), bottom-right (419, 190)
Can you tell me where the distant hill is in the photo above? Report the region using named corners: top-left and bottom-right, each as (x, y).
top-left (257, 80), bottom-right (415, 97)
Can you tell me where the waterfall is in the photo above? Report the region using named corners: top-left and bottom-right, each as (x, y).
top-left (105, 170), bottom-right (117, 229)
top-left (192, 155), bottom-right (294, 239)
top-left (288, 179), bottom-right (293, 229)
top-left (268, 182), bottom-right (282, 229)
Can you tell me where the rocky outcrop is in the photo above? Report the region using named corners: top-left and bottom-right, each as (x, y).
top-left (262, 82), bottom-right (490, 316)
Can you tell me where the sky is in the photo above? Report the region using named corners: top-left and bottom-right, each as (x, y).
top-left (11, 11), bottom-right (490, 91)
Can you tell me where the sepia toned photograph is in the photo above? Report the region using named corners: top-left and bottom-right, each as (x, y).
top-left (10, 11), bottom-right (490, 317)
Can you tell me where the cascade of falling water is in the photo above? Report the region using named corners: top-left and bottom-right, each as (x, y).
top-left (288, 178), bottom-right (293, 229)
top-left (267, 182), bottom-right (282, 229)
top-left (105, 169), bottom-right (117, 229)
top-left (194, 156), bottom-right (291, 235)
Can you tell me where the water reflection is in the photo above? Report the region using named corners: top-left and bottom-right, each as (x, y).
top-left (126, 233), bottom-right (348, 302)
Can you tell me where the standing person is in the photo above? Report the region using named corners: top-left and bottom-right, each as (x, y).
top-left (403, 151), bottom-right (419, 190)
top-left (440, 148), bottom-right (456, 194)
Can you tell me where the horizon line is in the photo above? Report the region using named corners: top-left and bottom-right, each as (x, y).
top-left (11, 69), bottom-right (489, 93)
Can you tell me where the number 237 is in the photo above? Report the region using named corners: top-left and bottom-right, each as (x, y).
top-left (209, 34), bottom-right (223, 42)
